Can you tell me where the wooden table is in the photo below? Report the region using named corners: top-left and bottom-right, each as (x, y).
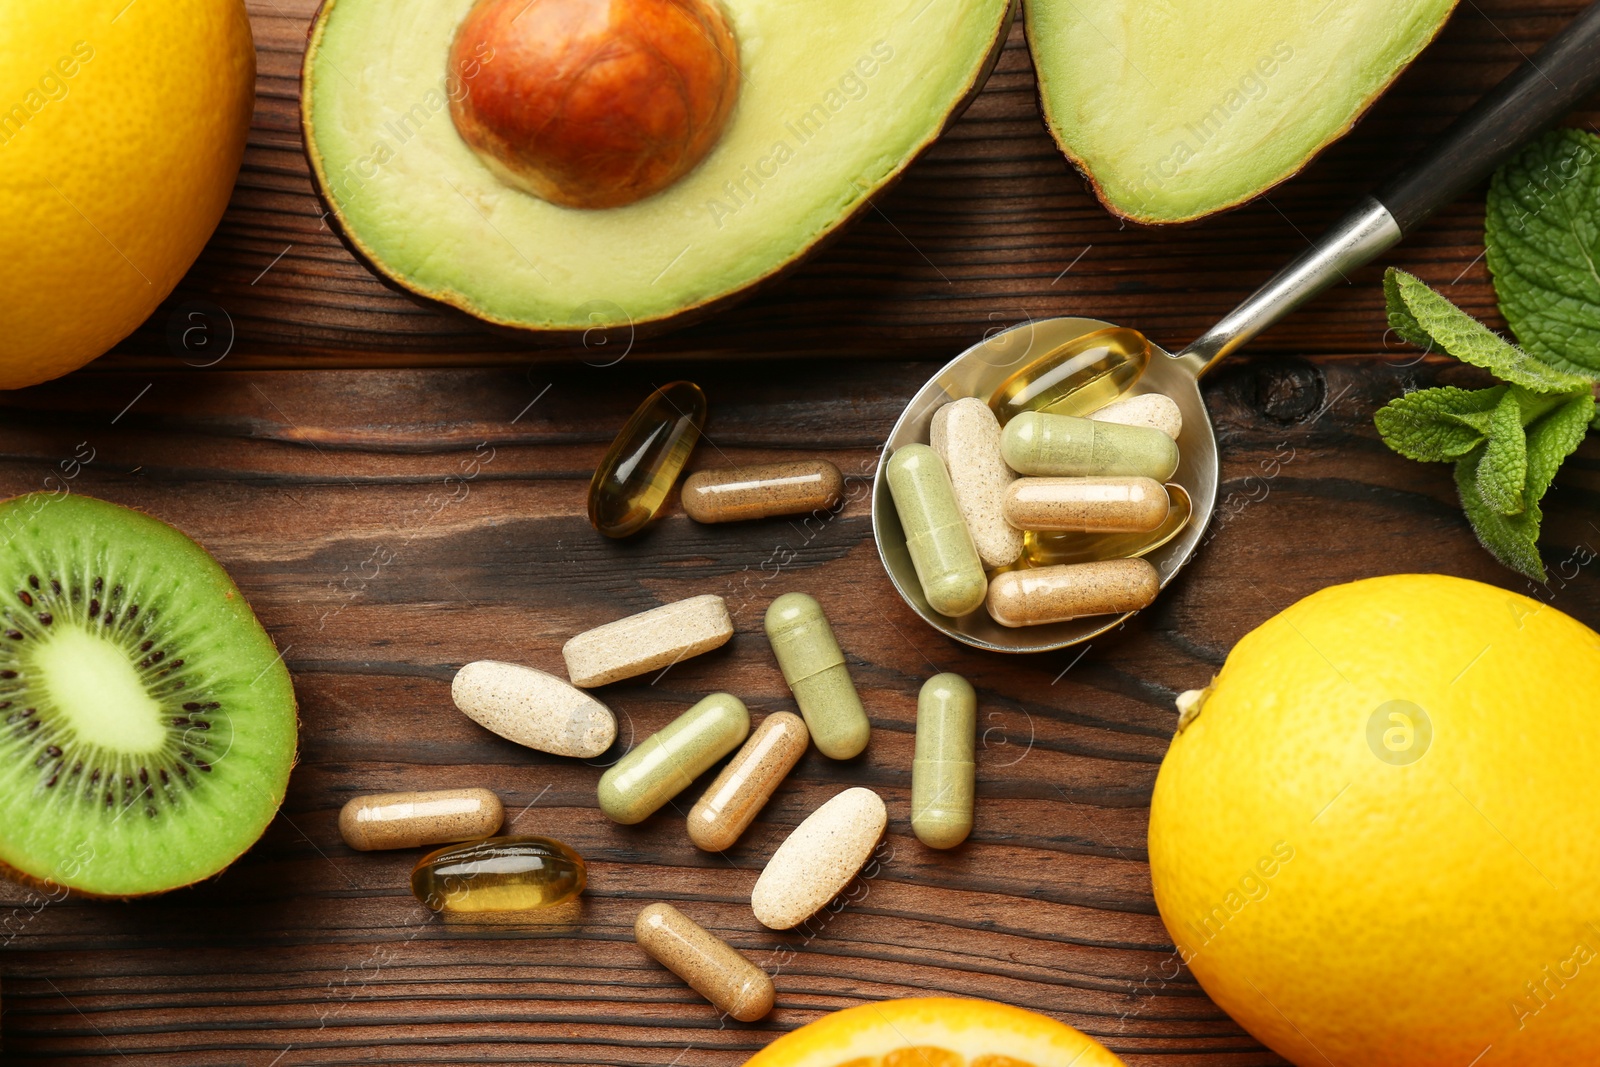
top-left (4, 2), bottom-right (1599, 1064)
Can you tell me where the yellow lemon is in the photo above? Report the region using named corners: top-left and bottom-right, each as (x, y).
top-left (1150, 574), bottom-right (1600, 1066)
top-left (743, 997), bottom-right (1126, 1067)
top-left (0, 0), bottom-right (253, 389)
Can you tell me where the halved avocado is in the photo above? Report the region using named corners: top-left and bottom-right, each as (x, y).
top-left (301, 0), bottom-right (1011, 335)
top-left (1026, 0), bottom-right (1458, 224)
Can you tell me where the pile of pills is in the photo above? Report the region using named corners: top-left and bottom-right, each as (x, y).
top-left (889, 331), bottom-right (1191, 627)
top-left (336, 586), bottom-right (979, 1022)
top-left (331, 366), bottom-right (1145, 1023)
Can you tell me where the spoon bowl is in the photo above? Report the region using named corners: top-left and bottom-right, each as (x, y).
top-left (869, 3), bottom-right (1600, 652)
top-left (871, 317), bottom-right (1215, 653)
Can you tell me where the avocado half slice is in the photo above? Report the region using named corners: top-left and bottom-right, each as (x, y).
top-left (1026, 0), bottom-right (1459, 224)
top-left (301, 0), bottom-right (1012, 336)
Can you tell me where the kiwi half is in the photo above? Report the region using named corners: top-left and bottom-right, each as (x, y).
top-left (0, 493), bottom-right (297, 897)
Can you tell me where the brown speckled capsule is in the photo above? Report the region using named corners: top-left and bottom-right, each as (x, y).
top-left (682, 460), bottom-right (844, 523)
top-left (635, 903), bottom-right (775, 1021)
top-left (1001, 477), bottom-right (1169, 533)
top-left (986, 558), bottom-right (1160, 627)
top-left (687, 712), bottom-right (809, 852)
top-left (339, 788), bottom-right (504, 851)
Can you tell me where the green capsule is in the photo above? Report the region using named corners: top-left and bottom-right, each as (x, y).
top-left (1000, 411), bottom-right (1178, 480)
top-left (598, 693), bottom-right (750, 824)
top-left (764, 593), bottom-right (870, 759)
top-left (912, 672), bottom-right (976, 849)
top-left (885, 444), bottom-right (987, 617)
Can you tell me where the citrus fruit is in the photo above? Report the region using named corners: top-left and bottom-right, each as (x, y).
top-left (744, 997), bottom-right (1126, 1066)
top-left (0, 0), bottom-right (254, 389)
top-left (1150, 573), bottom-right (1600, 1066)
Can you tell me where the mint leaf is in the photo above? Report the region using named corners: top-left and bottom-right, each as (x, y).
top-left (1476, 389), bottom-right (1527, 514)
top-left (1486, 129), bottom-right (1600, 377)
top-left (1455, 448), bottom-right (1545, 580)
top-left (1385, 268), bottom-right (1593, 393)
top-left (1383, 268), bottom-right (1436, 351)
top-left (1374, 385), bottom-right (1504, 461)
top-left (1524, 391), bottom-right (1595, 510)
top-left (1447, 393), bottom-right (1593, 582)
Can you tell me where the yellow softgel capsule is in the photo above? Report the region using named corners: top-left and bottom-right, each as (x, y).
top-left (410, 836), bottom-right (586, 914)
top-left (988, 326), bottom-right (1149, 424)
top-left (588, 381), bottom-right (705, 538)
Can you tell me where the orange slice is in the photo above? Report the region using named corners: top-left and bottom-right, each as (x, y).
top-left (745, 997), bottom-right (1126, 1067)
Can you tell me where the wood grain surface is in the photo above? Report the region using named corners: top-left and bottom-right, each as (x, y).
top-left (4, 354), bottom-right (1599, 1065)
top-left (5, 0), bottom-right (1600, 1064)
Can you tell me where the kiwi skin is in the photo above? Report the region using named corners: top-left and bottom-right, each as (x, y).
top-left (0, 493), bottom-right (300, 899)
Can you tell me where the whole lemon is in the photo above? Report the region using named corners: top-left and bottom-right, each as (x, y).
top-left (1150, 574), bottom-right (1600, 1066)
top-left (0, 0), bottom-right (253, 389)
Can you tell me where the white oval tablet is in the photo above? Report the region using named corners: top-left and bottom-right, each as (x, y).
top-left (1089, 392), bottom-right (1183, 440)
top-left (452, 660), bottom-right (617, 758)
top-left (562, 594), bottom-right (734, 688)
top-left (751, 787), bottom-right (887, 930)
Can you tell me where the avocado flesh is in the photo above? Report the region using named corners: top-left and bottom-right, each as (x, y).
top-left (1026, 0), bottom-right (1458, 224)
top-left (303, 0), bottom-right (1010, 333)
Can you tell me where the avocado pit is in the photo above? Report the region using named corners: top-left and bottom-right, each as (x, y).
top-left (448, 0), bottom-right (741, 209)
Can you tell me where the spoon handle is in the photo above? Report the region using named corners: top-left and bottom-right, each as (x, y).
top-left (1179, 0), bottom-right (1600, 374)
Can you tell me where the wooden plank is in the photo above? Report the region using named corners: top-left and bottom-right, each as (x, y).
top-left (2, 354), bottom-right (1597, 1064)
top-left (100, 1), bottom-right (1597, 367)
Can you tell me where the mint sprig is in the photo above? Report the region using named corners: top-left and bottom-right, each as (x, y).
top-left (1375, 131), bottom-right (1600, 582)
top-left (1377, 266), bottom-right (1595, 580)
top-left (1487, 128), bottom-right (1600, 380)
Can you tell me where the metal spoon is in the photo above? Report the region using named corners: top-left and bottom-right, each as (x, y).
top-left (872, 2), bottom-right (1600, 653)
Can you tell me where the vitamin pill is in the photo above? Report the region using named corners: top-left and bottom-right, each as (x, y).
top-left (597, 692), bottom-right (750, 824)
top-left (635, 903), bottom-right (776, 1021)
top-left (751, 786), bottom-right (887, 930)
top-left (1001, 477), bottom-right (1169, 533)
top-left (929, 398), bottom-right (1023, 568)
top-left (988, 326), bottom-right (1149, 424)
top-left (1025, 483), bottom-right (1194, 567)
top-left (688, 711), bottom-right (809, 851)
top-left (411, 836), bottom-right (585, 914)
top-left (986, 558), bottom-right (1160, 627)
top-left (1001, 411), bottom-right (1179, 480)
top-left (588, 380), bottom-right (705, 538)
top-left (340, 788), bottom-right (504, 851)
top-left (1090, 391), bottom-right (1183, 440)
top-left (452, 660), bottom-right (617, 758)
top-left (885, 444), bottom-right (987, 617)
top-left (682, 460), bottom-right (844, 523)
top-left (563, 594), bottom-right (733, 688)
top-left (912, 673), bottom-right (976, 850)
top-left (763, 593), bottom-right (870, 759)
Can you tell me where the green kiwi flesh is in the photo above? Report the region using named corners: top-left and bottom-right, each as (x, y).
top-left (0, 494), bottom-right (297, 897)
